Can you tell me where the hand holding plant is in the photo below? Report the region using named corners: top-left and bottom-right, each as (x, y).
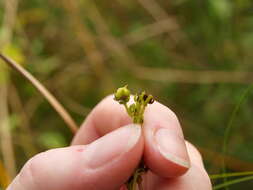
top-left (6, 90), bottom-right (212, 190)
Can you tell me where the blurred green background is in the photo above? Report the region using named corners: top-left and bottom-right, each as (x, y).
top-left (1, 0), bottom-right (253, 189)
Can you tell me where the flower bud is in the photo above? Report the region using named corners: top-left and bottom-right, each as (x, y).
top-left (114, 85), bottom-right (130, 104)
top-left (148, 95), bottom-right (154, 104)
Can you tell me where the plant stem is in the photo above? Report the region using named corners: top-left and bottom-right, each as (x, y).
top-left (114, 87), bottom-right (154, 190)
top-left (0, 53), bottom-right (78, 134)
top-left (123, 103), bottom-right (131, 116)
top-left (221, 85), bottom-right (253, 189)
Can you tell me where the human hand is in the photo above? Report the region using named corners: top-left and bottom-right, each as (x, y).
top-left (7, 96), bottom-right (212, 190)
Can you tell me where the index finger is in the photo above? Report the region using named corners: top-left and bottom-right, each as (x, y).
top-left (72, 95), bottom-right (131, 145)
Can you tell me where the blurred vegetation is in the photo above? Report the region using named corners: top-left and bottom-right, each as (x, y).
top-left (1, 0), bottom-right (253, 189)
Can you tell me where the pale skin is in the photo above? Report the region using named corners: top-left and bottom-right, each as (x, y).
top-left (7, 96), bottom-right (212, 190)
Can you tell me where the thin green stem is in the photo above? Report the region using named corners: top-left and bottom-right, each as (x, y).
top-left (222, 85), bottom-right (253, 189)
top-left (213, 175), bottom-right (253, 190)
top-left (210, 171), bottom-right (253, 179)
top-left (123, 103), bottom-right (131, 116)
top-left (139, 104), bottom-right (146, 117)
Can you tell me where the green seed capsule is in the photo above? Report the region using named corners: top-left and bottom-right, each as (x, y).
top-left (149, 97), bottom-right (154, 104)
top-left (114, 85), bottom-right (130, 104)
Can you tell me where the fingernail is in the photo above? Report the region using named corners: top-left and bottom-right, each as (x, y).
top-left (155, 128), bottom-right (190, 168)
top-left (85, 124), bottom-right (141, 169)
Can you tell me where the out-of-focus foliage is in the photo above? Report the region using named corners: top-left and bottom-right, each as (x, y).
top-left (1, 0), bottom-right (253, 189)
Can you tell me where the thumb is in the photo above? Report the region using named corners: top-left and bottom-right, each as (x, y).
top-left (7, 124), bottom-right (143, 190)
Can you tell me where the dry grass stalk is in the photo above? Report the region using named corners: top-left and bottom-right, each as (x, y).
top-left (0, 54), bottom-right (78, 134)
top-left (0, 0), bottom-right (19, 181)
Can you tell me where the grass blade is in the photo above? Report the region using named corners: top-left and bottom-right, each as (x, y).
top-left (222, 84), bottom-right (253, 189)
top-left (213, 175), bottom-right (253, 190)
top-left (210, 171), bottom-right (253, 179)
